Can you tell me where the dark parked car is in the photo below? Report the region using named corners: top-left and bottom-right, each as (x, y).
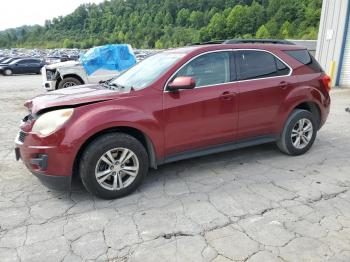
top-left (0, 58), bottom-right (45, 75)
top-left (0, 57), bottom-right (18, 64)
top-left (0, 57), bottom-right (9, 63)
top-left (15, 40), bottom-right (331, 199)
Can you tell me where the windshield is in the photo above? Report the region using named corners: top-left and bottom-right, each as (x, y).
top-left (111, 52), bottom-right (186, 90)
top-left (2, 58), bottom-right (12, 63)
top-left (9, 59), bottom-right (20, 65)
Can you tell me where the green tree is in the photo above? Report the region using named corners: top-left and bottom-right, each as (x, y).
top-left (189, 11), bottom-right (204, 29)
top-left (208, 13), bottom-right (226, 39)
top-left (280, 21), bottom-right (291, 39)
top-left (62, 38), bottom-right (73, 48)
top-left (176, 8), bottom-right (191, 26)
top-left (0, 0), bottom-right (322, 49)
top-left (256, 25), bottom-right (270, 38)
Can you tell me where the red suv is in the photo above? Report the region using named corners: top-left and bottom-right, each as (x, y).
top-left (15, 40), bottom-right (331, 199)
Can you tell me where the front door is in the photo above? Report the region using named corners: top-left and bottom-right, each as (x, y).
top-left (163, 51), bottom-right (238, 156)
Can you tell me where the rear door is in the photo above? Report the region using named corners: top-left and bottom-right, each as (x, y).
top-left (29, 59), bottom-right (43, 73)
top-left (163, 51), bottom-right (239, 156)
top-left (14, 59), bottom-right (31, 73)
top-left (234, 50), bottom-right (292, 140)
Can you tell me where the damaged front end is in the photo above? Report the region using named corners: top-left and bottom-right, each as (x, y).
top-left (41, 66), bottom-right (61, 91)
top-left (41, 60), bottom-right (85, 91)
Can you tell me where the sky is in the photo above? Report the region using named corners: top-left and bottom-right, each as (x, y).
top-left (0, 0), bottom-right (105, 31)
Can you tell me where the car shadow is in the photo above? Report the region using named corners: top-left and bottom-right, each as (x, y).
top-left (70, 142), bottom-right (281, 196)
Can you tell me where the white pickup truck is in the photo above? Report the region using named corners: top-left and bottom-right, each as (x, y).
top-left (41, 44), bottom-right (138, 91)
top-left (41, 61), bottom-right (120, 90)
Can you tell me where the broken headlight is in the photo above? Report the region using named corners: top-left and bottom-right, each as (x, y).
top-left (32, 109), bottom-right (74, 136)
top-left (46, 69), bottom-right (58, 80)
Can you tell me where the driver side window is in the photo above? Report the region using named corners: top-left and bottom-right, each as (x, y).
top-left (175, 52), bottom-right (230, 88)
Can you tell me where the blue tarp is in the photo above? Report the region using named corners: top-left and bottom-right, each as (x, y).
top-left (80, 44), bottom-right (136, 75)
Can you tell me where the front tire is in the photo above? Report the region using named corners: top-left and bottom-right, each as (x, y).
top-left (79, 133), bottom-right (149, 199)
top-left (3, 69), bottom-right (12, 76)
top-left (277, 109), bottom-right (317, 155)
top-left (57, 77), bottom-right (82, 89)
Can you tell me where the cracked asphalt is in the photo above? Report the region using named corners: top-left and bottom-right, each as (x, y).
top-left (1, 75), bottom-right (350, 262)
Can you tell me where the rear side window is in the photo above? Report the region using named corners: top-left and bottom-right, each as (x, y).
top-left (17, 60), bottom-right (30, 65)
top-left (285, 50), bottom-right (311, 64)
top-left (285, 49), bottom-right (323, 72)
top-left (235, 50), bottom-right (290, 81)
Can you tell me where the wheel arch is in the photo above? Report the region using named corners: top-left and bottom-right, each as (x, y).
top-left (55, 74), bottom-right (85, 89)
top-left (72, 126), bottom-right (157, 179)
top-left (293, 101), bottom-right (321, 128)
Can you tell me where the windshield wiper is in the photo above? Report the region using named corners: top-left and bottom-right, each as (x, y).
top-left (99, 80), bottom-right (125, 90)
top-left (108, 83), bottom-right (125, 90)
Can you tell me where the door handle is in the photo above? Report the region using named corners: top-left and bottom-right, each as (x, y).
top-left (220, 91), bottom-right (235, 100)
top-left (279, 81), bottom-right (289, 89)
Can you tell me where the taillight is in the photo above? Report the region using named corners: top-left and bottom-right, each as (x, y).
top-left (322, 75), bottom-right (331, 92)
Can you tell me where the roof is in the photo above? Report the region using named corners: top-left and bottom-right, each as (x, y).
top-left (185, 43), bottom-right (306, 53)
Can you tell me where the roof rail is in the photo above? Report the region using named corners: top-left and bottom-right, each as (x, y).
top-left (224, 39), bottom-right (295, 45)
top-left (191, 40), bottom-right (226, 45)
top-left (191, 39), bottom-right (296, 46)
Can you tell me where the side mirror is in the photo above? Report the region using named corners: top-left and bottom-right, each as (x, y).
top-left (167, 76), bottom-right (196, 91)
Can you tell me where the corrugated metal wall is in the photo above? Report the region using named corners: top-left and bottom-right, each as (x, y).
top-left (339, 4), bottom-right (350, 87)
top-left (316, 0), bottom-right (349, 87)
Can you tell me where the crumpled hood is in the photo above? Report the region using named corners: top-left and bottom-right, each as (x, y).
top-left (45, 60), bottom-right (81, 69)
top-left (25, 84), bottom-right (127, 115)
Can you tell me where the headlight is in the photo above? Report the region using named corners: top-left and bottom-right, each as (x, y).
top-left (32, 108), bottom-right (74, 136)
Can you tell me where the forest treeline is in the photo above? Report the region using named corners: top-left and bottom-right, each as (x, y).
top-left (0, 0), bottom-right (322, 49)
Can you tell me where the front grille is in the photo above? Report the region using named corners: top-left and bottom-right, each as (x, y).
top-left (18, 131), bottom-right (27, 143)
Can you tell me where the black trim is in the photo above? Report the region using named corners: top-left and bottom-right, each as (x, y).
top-left (32, 172), bottom-right (71, 191)
top-left (15, 147), bottom-right (21, 161)
top-left (224, 39), bottom-right (295, 45)
top-left (161, 135), bottom-right (277, 165)
top-left (191, 39), bottom-right (295, 46)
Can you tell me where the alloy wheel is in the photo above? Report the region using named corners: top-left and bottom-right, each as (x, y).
top-left (94, 148), bottom-right (139, 191)
top-left (291, 118), bottom-right (313, 149)
top-left (62, 82), bottom-right (77, 88)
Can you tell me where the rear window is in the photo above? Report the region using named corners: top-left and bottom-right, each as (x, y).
top-left (285, 49), bottom-right (323, 72)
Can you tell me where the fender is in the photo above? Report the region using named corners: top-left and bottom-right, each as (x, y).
top-left (56, 65), bottom-right (89, 84)
top-left (61, 101), bottom-right (164, 172)
top-left (275, 85), bottom-right (326, 133)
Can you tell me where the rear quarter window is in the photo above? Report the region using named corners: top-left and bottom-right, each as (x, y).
top-left (285, 49), bottom-right (323, 72)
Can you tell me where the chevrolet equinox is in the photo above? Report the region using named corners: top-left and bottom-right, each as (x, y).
top-left (15, 41), bottom-right (331, 199)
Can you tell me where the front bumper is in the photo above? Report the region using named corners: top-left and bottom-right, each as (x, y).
top-left (43, 80), bottom-right (57, 91)
top-left (15, 130), bottom-right (74, 191)
top-left (32, 171), bottom-right (71, 191)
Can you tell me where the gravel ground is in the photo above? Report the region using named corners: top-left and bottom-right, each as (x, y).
top-left (0, 74), bottom-right (350, 262)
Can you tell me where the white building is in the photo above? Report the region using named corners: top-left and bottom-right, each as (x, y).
top-left (316, 0), bottom-right (350, 87)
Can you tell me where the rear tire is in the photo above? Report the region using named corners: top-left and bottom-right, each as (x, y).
top-left (57, 77), bottom-right (82, 89)
top-left (79, 133), bottom-right (149, 199)
top-left (277, 109), bottom-right (317, 155)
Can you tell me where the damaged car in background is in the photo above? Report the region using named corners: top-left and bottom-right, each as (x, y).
top-left (41, 44), bottom-right (137, 90)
